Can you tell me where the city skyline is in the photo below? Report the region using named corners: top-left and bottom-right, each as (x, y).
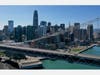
top-left (0, 5), bottom-right (100, 30)
top-left (0, 5), bottom-right (100, 70)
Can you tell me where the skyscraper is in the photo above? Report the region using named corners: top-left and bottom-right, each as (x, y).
top-left (38, 21), bottom-right (47, 37)
top-left (3, 25), bottom-right (9, 36)
top-left (26, 25), bottom-right (34, 40)
top-left (73, 22), bottom-right (80, 40)
top-left (22, 26), bottom-right (27, 41)
top-left (74, 23), bottom-right (80, 30)
top-left (47, 22), bottom-right (51, 33)
top-left (33, 10), bottom-right (38, 29)
top-left (14, 25), bottom-right (23, 42)
top-left (60, 24), bottom-right (65, 30)
top-left (3, 25), bottom-right (9, 40)
top-left (54, 24), bottom-right (59, 32)
top-left (8, 20), bottom-right (14, 33)
top-left (87, 24), bottom-right (94, 42)
top-left (79, 29), bottom-right (87, 41)
top-left (33, 10), bottom-right (39, 39)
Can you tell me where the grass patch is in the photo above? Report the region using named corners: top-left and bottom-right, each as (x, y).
top-left (0, 51), bottom-right (5, 56)
top-left (71, 48), bottom-right (81, 52)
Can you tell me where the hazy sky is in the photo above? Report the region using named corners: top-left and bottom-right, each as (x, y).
top-left (0, 5), bottom-right (100, 29)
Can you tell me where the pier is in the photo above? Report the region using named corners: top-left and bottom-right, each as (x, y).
top-left (17, 56), bottom-right (43, 69)
top-left (0, 56), bottom-right (43, 69)
top-left (76, 44), bottom-right (97, 54)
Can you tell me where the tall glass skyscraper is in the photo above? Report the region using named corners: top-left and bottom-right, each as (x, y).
top-left (8, 20), bottom-right (14, 33)
top-left (87, 24), bottom-right (94, 42)
top-left (33, 10), bottom-right (38, 29)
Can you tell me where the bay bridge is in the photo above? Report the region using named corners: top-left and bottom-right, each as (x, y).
top-left (0, 44), bottom-right (100, 66)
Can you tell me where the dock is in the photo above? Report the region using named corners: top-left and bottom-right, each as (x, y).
top-left (10, 56), bottom-right (43, 69)
top-left (18, 57), bottom-right (43, 69)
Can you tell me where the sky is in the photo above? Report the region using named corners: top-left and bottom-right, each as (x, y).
top-left (0, 5), bottom-right (100, 30)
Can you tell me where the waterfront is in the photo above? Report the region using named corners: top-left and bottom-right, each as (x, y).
top-left (42, 60), bottom-right (100, 69)
top-left (0, 45), bottom-right (100, 69)
top-left (42, 46), bottom-right (100, 69)
top-left (82, 46), bottom-right (100, 56)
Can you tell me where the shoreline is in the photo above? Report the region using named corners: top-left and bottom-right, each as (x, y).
top-left (76, 44), bottom-right (97, 54)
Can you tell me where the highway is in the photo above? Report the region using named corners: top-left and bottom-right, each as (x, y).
top-left (0, 44), bottom-right (100, 61)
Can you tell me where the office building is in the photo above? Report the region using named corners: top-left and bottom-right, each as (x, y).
top-left (47, 22), bottom-right (52, 33)
top-left (3, 25), bottom-right (9, 40)
top-left (3, 25), bottom-right (9, 36)
top-left (87, 24), bottom-right (94, 42)
top-left (73, 22), bottom-right (80, 40)
top-left (22, 26), bottom-right (27, 41)
top-left (0, 30), bottom-right (4, 41)
top-left (74, 23), bottom-right (80, 30)
top-left (79, 29), bottom-right (87, 41)
top-left (33, 10), bottom-right (38, 29)
top-left (38, 21), bottom-right (47, 37)
top-left (33, 10), bottom-right (39, 39)
top-left (54, 24), bottom-right (59, 32)
top-left (14, 25), bottom-right (23, 42)
top-left (60, 24), bottom-right (65, 30)
top-left (26, 25), bottom-right (34, 40)
top-left (69, 32), bottom-right (74, 42)
top-left (8, 20), bottom-right (14, 33)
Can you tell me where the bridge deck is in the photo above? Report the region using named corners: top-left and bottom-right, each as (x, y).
top-left (0, 44), bottom-right (100, 60)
